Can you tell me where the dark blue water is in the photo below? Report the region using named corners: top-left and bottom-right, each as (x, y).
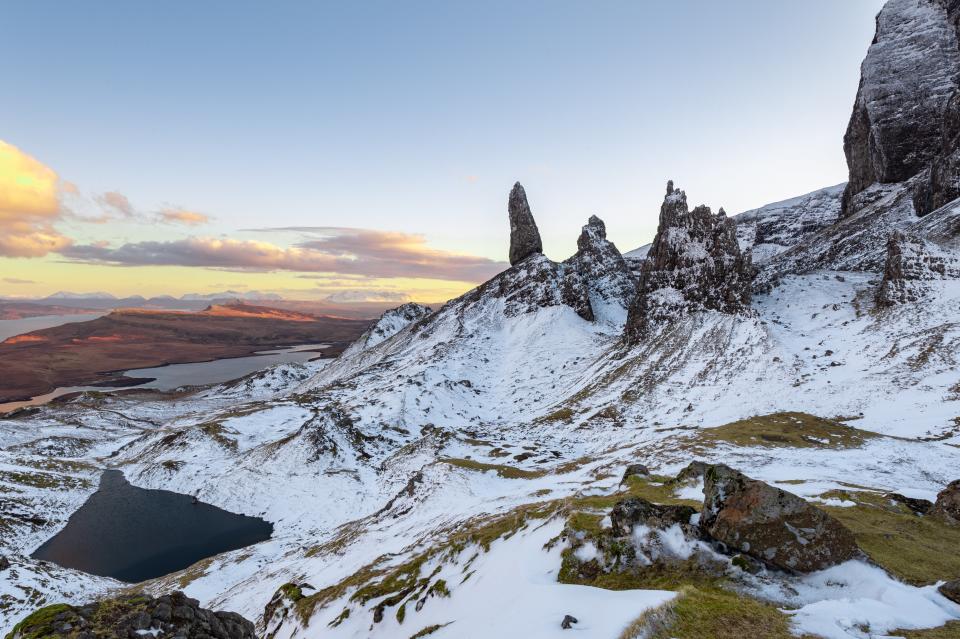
top-left (32, 470), bottom-right (273, 582)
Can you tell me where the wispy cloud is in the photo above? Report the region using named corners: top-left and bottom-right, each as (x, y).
top-left (63, 228), bottom-right (505, 282)
top-left (2, 277), bottom-right (36, 284)
top-left (158, 208), bottom-right (211, 226)
top-left (96, 191), bottom-right (135, 217)
top-left (0, 140), bottom-right (72, 257)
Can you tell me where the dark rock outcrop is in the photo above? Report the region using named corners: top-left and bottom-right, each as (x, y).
top-left (564, 215), bottom-right (637, 323)
top-left (7, 592), bottom-right (255, 639)
top-left (626, 182), bottom-right (753, 340)
top-left (876, 231), bottom-right (960, 305)
top-left (0, 555), bottom-right (9, 572)
top-left (619, 463), bottom-right (651, 485)
top-left (885, 492), bottom-right (934, 515)
top-left (700, 464), bottom-right (860, 573)
top-left (930, 479), bottom-right (960, 525)
top-left (842, 0), bottom-right (960, 216)
top-left (609, 497), bottom-right (698, 537)
top-left (508, 182), bottom-right (543, 266)
top-left (940, 579), bottom-right (960, 604)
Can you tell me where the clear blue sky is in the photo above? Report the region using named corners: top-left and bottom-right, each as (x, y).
top-left (0, 1), bottom-right (885, 299)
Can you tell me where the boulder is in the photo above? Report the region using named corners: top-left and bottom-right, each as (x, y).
top-left (609, 497), bottom-right (698, 538)
top-left (939, 579), bottom-right (960, 605)
top-left (508, 182), bottom-right (543, 266)
top-left (625, 181), bottom-right (753, 341)
top-left (0, 555), bottom-right (9, 571)
top-left (619, 463), bottom-right (651, 484)
top-left (7, 592), bottom-right (256, 639)
top-left (700, 465), bottom-right (860, 573)
top-left (673, 460), bottom-right (709, 484)
top-left (930, 479), bottom-right (960, 525)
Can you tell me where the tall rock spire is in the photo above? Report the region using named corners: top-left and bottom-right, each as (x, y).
top-left (508, 182), bottom-right (543, 266)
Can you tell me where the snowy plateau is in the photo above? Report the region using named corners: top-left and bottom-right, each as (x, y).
top-left (6, 1), bottom-right (960, 638)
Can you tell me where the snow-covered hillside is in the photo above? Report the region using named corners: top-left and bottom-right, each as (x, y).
top-left (4, 1), bottom-right (960, 637)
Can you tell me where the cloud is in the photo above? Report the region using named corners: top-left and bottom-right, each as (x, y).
top-left (158, 208), bottom-right (211, 226)
top-left (323, 290), bottom-right (410, 303)
top-left (62, 228), bottom-right (506, 282)
top-left (96, 191), bottom-right (134, 216)
top-left (2, 277), bottom-right (36, 284)
top-left (0, 140), bottom-right (72, 257)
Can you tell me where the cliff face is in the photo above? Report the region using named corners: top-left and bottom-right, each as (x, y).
top-left (625, 182), bottom-right (753, 340)
top-left (843, 0), bottom-right (960, 216)
top-left (876, 230), bottom-right (960, 305)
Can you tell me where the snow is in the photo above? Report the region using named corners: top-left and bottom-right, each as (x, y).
top-left (307, 520), bottom-right (675, 639)
top-left (751, 561), bottom-right (960, 639)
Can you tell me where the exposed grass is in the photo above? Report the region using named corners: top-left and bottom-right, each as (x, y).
top-left (690, 412), bottom-right (878, 450)
top-left (895, 622), bottom-right (960, 638)
top-left (821, 490), bottom-right (960, 585)
top-left (409, 622), bottom-right (452, 638)
top-left (439, 457), bottom-right (545, 479)
top-left (4, 603), bottom-right (75, 639)
top-left (0, 469), bottom-right (91, 490)
top-left (628, 587), bottom-right (809, 639)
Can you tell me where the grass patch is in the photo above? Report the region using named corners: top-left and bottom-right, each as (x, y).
top-left (821, 490), bottom-right (960, 585)
top-left (895, 622), bottom-right (960, 638)
top-left (4, 603), bottom-right (75, 639)
top-left (690, 412), bottom-right (877, 450)
top-left (439, 458), bottom-right (545, 480)
top-left (623, 586), bottom-right (809, 639)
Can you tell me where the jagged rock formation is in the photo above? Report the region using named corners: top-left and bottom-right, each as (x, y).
top-left (564, 215), bottom-right (636, 324)
top-left (7, 592), bottom-right (255, 639)
top-left (609, 497), bottom-right (698, 538)
top-left (508, 182), bottom-right (543, 266)
top-left (876, 230), bottom-right (960, 305)
top-left (843, 0), bottom-right (960, 216)
top-left (700, 465), bottom-right (860, 573)
top-left (625, 181), bottom-right (753, 340)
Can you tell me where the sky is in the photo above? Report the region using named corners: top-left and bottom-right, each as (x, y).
top-left (0, 0), bottom-right (886, 303)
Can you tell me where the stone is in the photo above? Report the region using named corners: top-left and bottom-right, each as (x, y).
top-left (673, 460), bottom-right (709, 484)
top-left (0, 555), bottom-right (9, 571)
top-left (609, 497), bottom-right (697, 537)
top-left (508, 182), bottom-right (543, 266)
top-left (930, 479), bottom-right (960, 525)
top-left (561, 614), bottom-right (578, 629)
top-left (884, 492), bottom-right (934, 515)
top-left (700, 464), bottom-right (860, 573)
top-left (625, 182), bottom-right (753, 341)
top-left (939, 579), bottom-right (960, 604)
top-left (842, 0), bottom-right (960, 215)
top-left (876, 231), bottom-right (960, 306)
top-left (619, 463), bottom-right (651, 484)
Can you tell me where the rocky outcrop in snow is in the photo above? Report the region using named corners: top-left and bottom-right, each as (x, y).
top-left (625, 181), bottom-right (753, 340)
top-left (8, 592), bottom-right (256, 639)
top-left (340, 302), bottom-right (433, 357)
top-left (876, 230), bottom-right (960, 305)
top-left (700, 464), bottom-right (860, 573)
top-left (842, 0), bottom-right (960, 216)
top-left (930, 479), bottom-right (960, 525)
top-left (564, 215), bottom-right (636, 325)
top-left (508, 182), bottom-right (543, 266)
top-left (735, 184), bottom-right (844, 264)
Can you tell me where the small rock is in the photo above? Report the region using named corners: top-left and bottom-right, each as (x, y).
top-left (674, 460), bottom-right (708, 484)
top-left (0, 555), bottom-right (10, 571)
top-left (930, 480), bottom-right (960, 525)
top-left (939, 579), bottom-right (960, 605)
top-left (620, 463), bottom-right (651, 484)
top-left (561, 614), bottom-right (578, 629)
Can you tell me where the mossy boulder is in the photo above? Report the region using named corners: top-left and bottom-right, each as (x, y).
top-left (5, 592), bottom-right (255, 639)
top-left (609, 497), bottom-right (697, 537)
top-left (701, 464), bottom-right (860, 573)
